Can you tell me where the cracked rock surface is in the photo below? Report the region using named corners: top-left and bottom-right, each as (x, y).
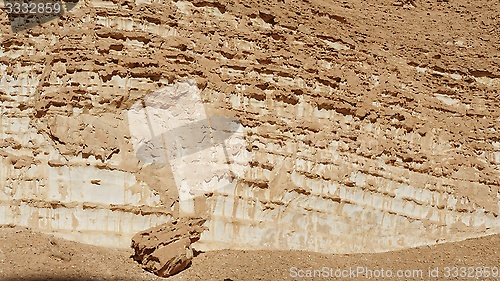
top-left (131, 218), bottom-right (206, 277)
top-left (0, 0), bottom-right (499, 255)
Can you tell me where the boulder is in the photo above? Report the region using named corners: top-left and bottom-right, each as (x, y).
top-left (131, 217), bottom-right (206, 277)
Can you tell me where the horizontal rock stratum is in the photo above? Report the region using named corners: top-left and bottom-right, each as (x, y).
top-left (0, 0), bottom-right (499, 253)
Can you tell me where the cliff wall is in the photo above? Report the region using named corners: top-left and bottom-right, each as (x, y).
top-left (0, 0), bottom-right (498, 251)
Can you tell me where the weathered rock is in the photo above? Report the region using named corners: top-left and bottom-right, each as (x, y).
top-left (0, 0), bottom-right (499, 254)
top-left (131, 217), bottom-right (206, 277)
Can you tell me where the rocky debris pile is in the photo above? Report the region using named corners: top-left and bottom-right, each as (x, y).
top-left (131, 218), bottom-right (206, 277)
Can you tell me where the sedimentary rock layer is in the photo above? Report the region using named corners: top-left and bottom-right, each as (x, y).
top-left (0, 0), bottom-right (498, 251)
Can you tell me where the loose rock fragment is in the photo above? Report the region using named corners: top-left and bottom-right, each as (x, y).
top-left (131, 217), bottom-right (206, 277)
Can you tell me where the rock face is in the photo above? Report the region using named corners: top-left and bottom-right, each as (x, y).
top-left (131, 218), bottom-right (206, 277)
top-left (0, 0), bottom-right (499, 253)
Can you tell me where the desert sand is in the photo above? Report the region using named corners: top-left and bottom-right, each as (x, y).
top-left (0, 225), bottom-right (499, 280)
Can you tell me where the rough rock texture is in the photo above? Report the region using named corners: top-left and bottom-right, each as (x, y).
top-left (0, 0), bottom-right (498, 253)
top-left (131, 217), bottom-right (206, 277)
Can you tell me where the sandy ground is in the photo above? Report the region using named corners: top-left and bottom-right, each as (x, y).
top-left (0, 225), bottom-right (498, 280)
